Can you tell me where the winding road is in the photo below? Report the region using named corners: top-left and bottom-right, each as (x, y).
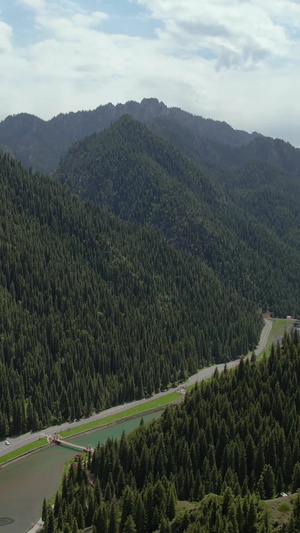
top-left (0, 319), bottom-right (272, 461)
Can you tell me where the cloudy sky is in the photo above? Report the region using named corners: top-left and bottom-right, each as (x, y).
top-left (1, 0), bottom-right (300, 145)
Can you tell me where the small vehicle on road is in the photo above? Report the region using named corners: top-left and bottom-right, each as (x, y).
top-left (5, 440), bottom-right (9, 445)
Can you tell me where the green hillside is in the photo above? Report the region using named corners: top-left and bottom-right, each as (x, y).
top-left (213, 160), bottom-right (300, 251)
top-left (41, 327), bottom-right (300, 532)
top-left (149, 114), bottom-right (300, 250)
top-left (0, 152), bottom-right (261, 436)
top-left (56, 116), bottom-right (300, 316)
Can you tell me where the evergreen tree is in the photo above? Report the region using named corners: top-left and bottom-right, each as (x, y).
top-left (108, 501), bottom-right (118, 533)
top-left (122, 515), bottom-right (137, 533)
top-left (42, 498), bottom-right (48, 523)
top-left (292, 463), bottom-right (300, 493)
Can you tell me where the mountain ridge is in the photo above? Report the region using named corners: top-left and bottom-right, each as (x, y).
top-left (0, 98), bottom-right (259, 175)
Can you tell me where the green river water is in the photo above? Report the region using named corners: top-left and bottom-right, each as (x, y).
top-left (0, 411), bottom-right (162, 533)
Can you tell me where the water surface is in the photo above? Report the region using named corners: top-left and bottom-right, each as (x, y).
top-left (0, 412), bottom-right (162, 533)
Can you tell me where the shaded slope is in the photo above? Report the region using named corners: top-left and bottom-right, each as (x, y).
top-left (149, 114), bottom-right (300, 257)
top-left (216, 160), bottom-right (300, 250)
top-left (149, 113), bottom-right (300, 175)
top-left (56, 116), bottom-right (300, 316)
top-left (0, 152), bottom-right (261, 435)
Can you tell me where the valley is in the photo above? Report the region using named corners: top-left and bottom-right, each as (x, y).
top-left (1, 99), bottom-right (300, 533)
top-left (0, 318), bottom-right (273, 533)
top-left (0, 316), bottom-right (273, 464)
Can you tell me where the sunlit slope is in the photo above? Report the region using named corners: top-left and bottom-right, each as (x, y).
top-left (0, 152), bottom-right (261, 435)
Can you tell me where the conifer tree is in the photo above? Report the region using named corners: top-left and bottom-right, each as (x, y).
top-left (108, 501), bottom-right (118, 533)
top-left (42, 498), bottom-right (48, 523)
top-left (122, 515), bottom-right (137, 533)
top-left (292, 463), bottom-right (300, 493)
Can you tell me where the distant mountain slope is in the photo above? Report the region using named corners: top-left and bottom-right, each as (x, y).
top-left (0, 151), bottom-right (261, 436)
top-left (148, 114), bottom-right (300, 252)
top-left (214, 160), bottom-right (300, 250)
top-left (149, 113), bottom-right (300, 175)
top-left (56, 116), bottom-right (300, 316)
top-left (0, 98), bottom-right (258, 175)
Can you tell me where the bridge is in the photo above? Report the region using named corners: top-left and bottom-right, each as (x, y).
top-left (47, 434), bottom-right (94, 454)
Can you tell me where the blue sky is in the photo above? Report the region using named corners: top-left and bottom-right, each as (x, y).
top-left (1, 0), bottom-right (300, 146)
top-left (1, 0), bottom-right (163, 44)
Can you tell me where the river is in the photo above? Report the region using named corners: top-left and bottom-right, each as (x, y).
top-left (0, 411), bottom-right (162, 533)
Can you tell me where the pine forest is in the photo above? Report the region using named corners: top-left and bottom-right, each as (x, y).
top-left (0, 151), bottom-right (261, 437)
top-left (1, 100), bottom-right (300, 533)
top-left (42, 331), bottom-right (300, 533)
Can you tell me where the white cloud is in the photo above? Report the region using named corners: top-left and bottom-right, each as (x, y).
top-left (1, 0), bottom-right (300, 147)
top-left (137, 0), bottom-right (297, 68)
top-left (18, 0), bottom-right (45, 10)
top-left (0, 20), bottom-right (13, 52)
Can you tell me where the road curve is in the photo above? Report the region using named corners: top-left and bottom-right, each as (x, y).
top-left (0, 319), bottom-right (272, 460)
top-left (185, 318), bottom-right (272, 387)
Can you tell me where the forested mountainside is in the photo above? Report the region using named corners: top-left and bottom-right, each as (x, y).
top-left (56, 116), bottom-right (300, 316)
top-left (42, 330), bottom-right (300, 533)
top-left (149, 115), bottom-right (300, 250)
top-left (2, 99), bottom-right (300, 260)
top-left (216, 160), bottom-right (300, 251)
top-left (0, 98), bottom-right (258, 175)
top-left (0, 152), bottom-right (261, 437)
top-left (2, 97), bottom-right (300, 181)
top-left (149, 113), bottom-right (300, 175)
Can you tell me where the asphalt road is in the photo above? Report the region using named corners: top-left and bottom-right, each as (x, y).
top-left (0, 319), bottom-right (272, 460)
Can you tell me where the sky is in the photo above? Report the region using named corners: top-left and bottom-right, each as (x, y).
top-left (1, 0), bottom-right (300, 146)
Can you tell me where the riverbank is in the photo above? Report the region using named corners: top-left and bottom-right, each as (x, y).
top-left (0, 317), bottom-right (289, 533)
top-left (25, 406), bottom-right (172, 533)
top-left (0, 394), bottom-right (182, 468)
top-left (0, 317), bottom-right (284, 468)
top-left (0, 412), bottom-right (163, 533)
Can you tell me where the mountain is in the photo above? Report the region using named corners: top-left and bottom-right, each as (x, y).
top-left (0, 151), bottom-right (261, 437)
top-left (0, 98), bottom-right (258, 175)
top-left (56, 115), bottom-right (300, 317)
top-left (2, 99), bottom-right (300, 259)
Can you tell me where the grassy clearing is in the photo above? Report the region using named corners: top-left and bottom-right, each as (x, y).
top-left (177, 501), bottom-right (196, 510)
top-left (235, 317), bottom-right (292, 362)
top-left (278, 502), bottom-right (290, 513)
top-left (186, 384), bottom-right (195, 391)
top-left (0, 438), bottom-right (47, 465)
top-left (60, 392), bottom-right (181, 438)
top-left (264, 494), bottom-right (293, 529)
top-left (258, 318), bottom-right (294, 359)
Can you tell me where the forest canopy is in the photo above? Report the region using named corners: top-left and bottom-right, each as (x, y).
top-left (42, 330), bottom-right (300, 533)
top-left (0, 152), bottom-right (261, 436)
